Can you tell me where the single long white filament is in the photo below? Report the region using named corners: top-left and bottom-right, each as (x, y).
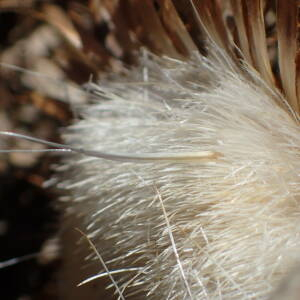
top-left (0, 131), bottom-right (221, 163)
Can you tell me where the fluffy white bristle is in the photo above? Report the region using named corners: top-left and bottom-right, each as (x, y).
top-left (58, 50), bottom-right (300, 299)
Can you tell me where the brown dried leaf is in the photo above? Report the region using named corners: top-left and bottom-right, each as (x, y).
top-left (191, 0), bottom-right (234, 58)
top-left (243, 0), bottom-right (274, 86)
top-left (103, 1), bottom-right (139, 64)
top-left (230, 0), bottom-right (253, 64)
top-left (276, 0), bottom-right (299, 113)
top-left (0, 0), bottom-right (34, 9)
top-left (42, 4), bottom-right (82, 49)
top-left (124, 0), bottom-right (182, 58)
top-left (157, 0), bottom-right (197, 56)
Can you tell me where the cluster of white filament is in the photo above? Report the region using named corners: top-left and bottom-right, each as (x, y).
top-left (55, 50), bottom-right (300, 300)
top-left (2, 47), bottom-right (300, 299)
